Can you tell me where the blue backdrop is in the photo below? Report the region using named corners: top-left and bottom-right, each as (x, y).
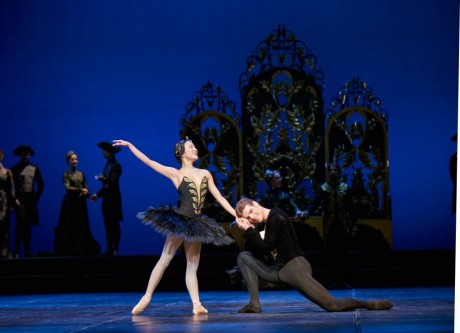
top-left (0, 0), bottom-right (457, 255)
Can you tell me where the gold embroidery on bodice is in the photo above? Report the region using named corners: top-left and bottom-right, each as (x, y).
top-left (183, 176), bottom-right (208, 215)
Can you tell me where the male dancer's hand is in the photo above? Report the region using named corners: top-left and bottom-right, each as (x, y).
top-left (236, 217), bottom-right (253, 231)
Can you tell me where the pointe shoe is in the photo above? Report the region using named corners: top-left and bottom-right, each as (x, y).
top-left (192, 305), bottom-right (208, 315)
top-left (131, 295), bottom-right (152, 315)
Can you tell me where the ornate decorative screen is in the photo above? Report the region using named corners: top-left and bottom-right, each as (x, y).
top-left (326, 78), bottom-right (392, 248)
top-left (239, 25), bottom-right (326, 211)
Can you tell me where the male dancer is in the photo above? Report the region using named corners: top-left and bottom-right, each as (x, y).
top-left (234, 198), bottom-right (393, 313)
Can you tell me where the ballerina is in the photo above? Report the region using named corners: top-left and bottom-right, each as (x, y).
top-left (112, 138), bottom-right (237, 316)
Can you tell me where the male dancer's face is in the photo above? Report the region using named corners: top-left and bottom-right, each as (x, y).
top-left (240, 201), bottom-right (264, 224)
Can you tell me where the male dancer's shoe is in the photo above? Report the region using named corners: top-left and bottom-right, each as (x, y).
top-left (237, 304), bottom-right (262, 313)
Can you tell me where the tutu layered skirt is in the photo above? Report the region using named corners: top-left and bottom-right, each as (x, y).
top-left (136, 206), bottom-right (234, 246)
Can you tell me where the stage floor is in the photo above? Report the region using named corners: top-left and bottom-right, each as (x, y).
top-left (0, 287), bottom-right (454, 332)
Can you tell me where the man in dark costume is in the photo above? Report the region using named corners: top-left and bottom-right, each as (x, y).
top-left (234, 197), bottom-right (392, 314)
top-left (227, 169), bottom-right (303, 285)
top-left (90, 142), bottom-right (123, 256)
top-left (11, 145), bottom-right (44, 257)
top-left (306, 163), bottom-right (356, 289)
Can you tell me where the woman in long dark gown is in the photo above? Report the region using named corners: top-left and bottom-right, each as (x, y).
top-left (54, 151), bottom-right (100, 256)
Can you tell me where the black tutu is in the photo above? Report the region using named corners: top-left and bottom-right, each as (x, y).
top-left (136, 206), bottom-right (234, 246)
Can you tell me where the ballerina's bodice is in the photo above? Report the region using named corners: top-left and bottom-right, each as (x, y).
top-left (175, 176), bottom-right (209, 218)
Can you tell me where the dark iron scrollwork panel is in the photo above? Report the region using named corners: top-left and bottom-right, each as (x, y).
top-left (179, 82), bottom-right (242, 222)
top-left (239, 25), bottom-right (326, 209)
top-left (327, 78), bottom-right (391, 227)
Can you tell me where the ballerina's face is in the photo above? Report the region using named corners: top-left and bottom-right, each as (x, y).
top-left (182, 141), bottom-right (199, 162)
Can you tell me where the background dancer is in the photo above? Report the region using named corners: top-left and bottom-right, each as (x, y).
top-left (11, 145), bottom-right (44, 258)
top-left (90, 142), bottom-right (123, 256)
